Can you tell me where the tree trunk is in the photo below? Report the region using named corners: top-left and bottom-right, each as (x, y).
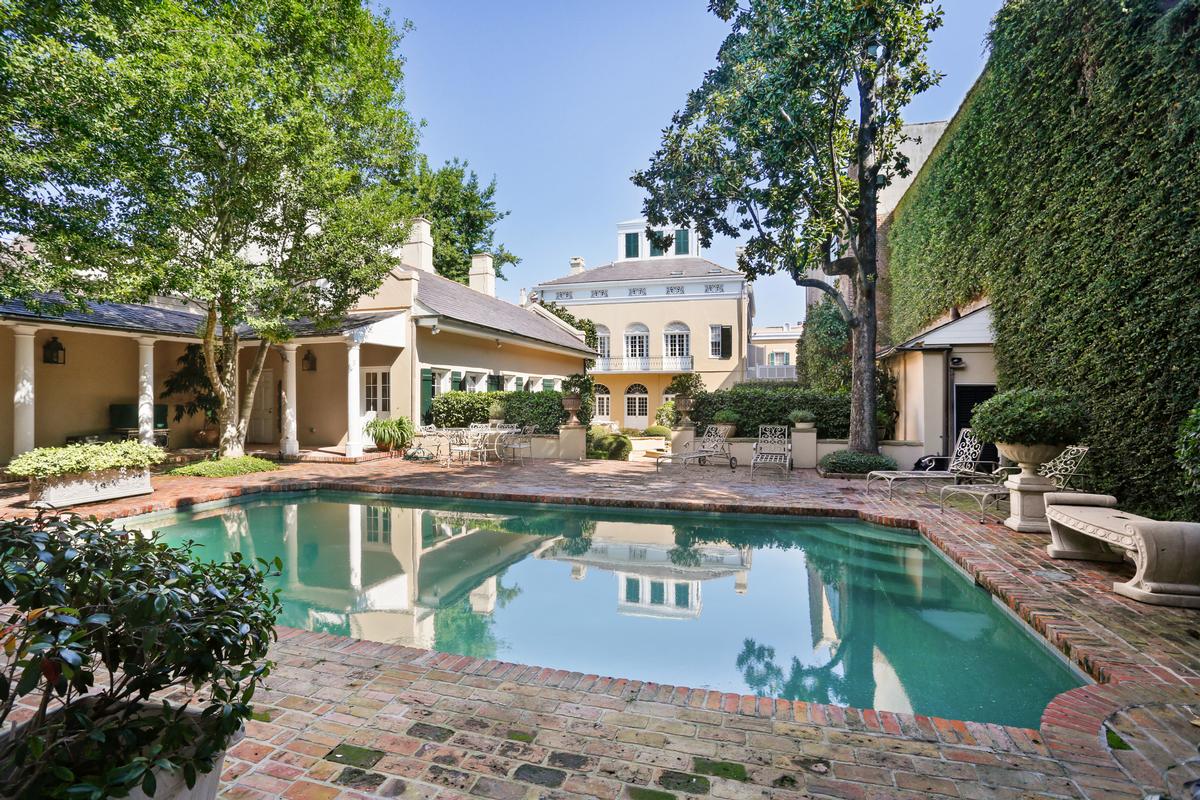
top-left (847, 61), bottom-right (880, 454)
top-left (847, 283), bottom-right (878, 453)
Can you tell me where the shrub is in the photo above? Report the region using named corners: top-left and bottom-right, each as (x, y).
top-left (655, 399), bottom-right (676, 427)
top-left (488, 398), bottom-right (506, 419)
top-left (1176, 401), bottom-right (1200, 495)
top-left (819, 450), bottom-right (898, 474)
top-left (795, 297), bottom-right (852, 393)
top-left (6, 441), bottom-right (166, 479)
top-left (665, 373), bottom-right (705, 397)
top-left (788, 409), bottom-right (816, 424)
top-left (588, 433), bottom-right (632, 461)
top-left (691, 385), bottom-right (852, 438)
top-left (170, 455), bottom-right (279, 477)
top-left (364, 416), bottom-right (416, 451)
top-left (970, 388), bottom-right (1087, 446)
top-left (505, 390), bottom-right (592, 433)
top-left (643, 425), bottom-right (671, 438)
top-left (431, 389), bottom-right (593, 433)
top-left (712, 409), bottom-right (740, 434)
top-left (431, 391), bottom-right (501, 428)
top-left (0, 515), bottom-right (279, 798)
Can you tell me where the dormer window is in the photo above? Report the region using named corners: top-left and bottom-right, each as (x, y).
top-left (650, 236), bottom-right (665, 257)
top-left (674, 229), bottom-right (689, 255)
top-left (624, 232), bottom-right (639, 259)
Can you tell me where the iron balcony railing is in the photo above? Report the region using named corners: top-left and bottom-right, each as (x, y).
top-left (592, 356), bottom-right (694, 372)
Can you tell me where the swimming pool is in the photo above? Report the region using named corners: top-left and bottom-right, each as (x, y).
top-left (128, 491), bottom-right (1082, 727)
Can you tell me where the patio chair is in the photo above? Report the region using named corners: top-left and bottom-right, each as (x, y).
top-left (654, 425), bottom-right (736, 472)
top-left (405, 425), bottom-right (442, 461)
top-left (449, 428), bottom-right (490, 466)
top-left (499, 425), bottom-right (537, 464)
top-left (865, 428), bottom-right (994, 497)
top-left (750, 425), bottom-right (791, 479)
top-left (938, 445), bottom-right (1090, 513)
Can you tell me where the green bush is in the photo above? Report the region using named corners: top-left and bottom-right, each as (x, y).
top-left (795, 298), bottom-right (852, 393)
top-left (431, 391), bottom-right (502, 428)
top-left (655, 399), bottom-right (676, 427)
top-left (170, 456), bottom-right (279, 477)
top-left (1176, 401), bottom-right (1200, 495)
top-left (970, 388), bottom-right (1087, 446)
top-left (665, 373), bottom-right (705, 397)
top-left (691, 386), bottom-right (852, 438)
top-left (788, 409), bottom-right (816, 424)
top-left (364, 416), bottom-right (415, 451)
top-left (0, 514), bottom-right (279, 798)
top-left (505, 390), bottom-right (592, 433)
top-left (643, 425), bottom-right (671, 438)
top-left (588, 433), bottom-right (632, 461)
top-left (885, 0), bottom-right (1200, 516)
top-left (431, 389), bottom-right (592, 433)
top-left (6, 441), bottom-right (166, 479)
top-left (819, 450), bottom-right (898, 474)
top-left (712, 409), bottom-right (740, 424)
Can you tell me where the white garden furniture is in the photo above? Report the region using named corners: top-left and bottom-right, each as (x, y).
top-left (865, 428), bottom-right (994, 497)
top-left (750, 425), bottom-right (791, 478)
top-left (654, 425), bottom-right (736, 471)
top-left (938, 445), bottom-right (1089, 513)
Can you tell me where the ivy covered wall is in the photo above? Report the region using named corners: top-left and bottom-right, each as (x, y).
top-left (886, 0), bottom-right (1200, 516)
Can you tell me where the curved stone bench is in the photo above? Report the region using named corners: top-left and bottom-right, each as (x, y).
top-left (1044, 492), bottom-right (1200, 609)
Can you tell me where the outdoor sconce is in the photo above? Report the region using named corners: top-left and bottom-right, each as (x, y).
top-left (301, 349), bottom-right (317, 371)
top-left (42, 336), bottom-right (65, 365)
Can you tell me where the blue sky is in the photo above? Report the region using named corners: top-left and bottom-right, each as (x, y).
top-left (383, 0), bottom-right (1004, 326)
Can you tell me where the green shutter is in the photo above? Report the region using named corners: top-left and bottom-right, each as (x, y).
top-left (515, 377), bottom-right (525, 392)
top-left (488, 374), bottom-right (502, 391)
top-left (624, 232), bottom-right (639, 259)
top-left (420, 368), bottom-right (434, 423)
top-left (451, 371), bottom-right (463, 391)
top-left (542, 379), bottom-right (554, 392)
top-left (720, 326), bottom-right (733, 359)
top-left (674, 229), bottom-right (688, 255)
top-left (650, 237), bottom-right (664, 257)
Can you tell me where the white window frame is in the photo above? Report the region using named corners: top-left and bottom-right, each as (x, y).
top-left (663, 323), bottom-right (690, 358)
top-left (594, 384), bottom-right (611, 421)
top-left (624, 326), bottom-right (649, 359)
top-left (709, 325), bottom-right (723, 358)
top-left (362, 368), bottom-right (392, 416)
top-left (625, 383), bottom-right (649, 421)
top-left (596, 332), bottom-right (611, 359)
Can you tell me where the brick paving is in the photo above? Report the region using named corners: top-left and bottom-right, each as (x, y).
top-left (2, 458), bottom-right (1198, 798)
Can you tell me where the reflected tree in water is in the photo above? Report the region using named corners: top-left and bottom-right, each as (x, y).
top-left (433, 571), bottom-right (521, 659)
top-left (736, 638), bottom-right (850, 705)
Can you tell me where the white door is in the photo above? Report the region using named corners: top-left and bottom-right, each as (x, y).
top-left (624, 384), bottom-right (649, 429)
top-left (361, 368), bottom-right (392, 424)
top-left (248, 369), bottom-right (275, 443)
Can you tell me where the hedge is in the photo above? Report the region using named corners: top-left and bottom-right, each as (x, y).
top-left (6, 441), bottom-right (165, 479)
top-left (885, 0), bottom-right (1200, 517)
top-left (171, 456), bottom-right (279, 477)
top-left (690, 386), bottom-right (852, 439)
top-left (431, 390), bottom-right (592, 434)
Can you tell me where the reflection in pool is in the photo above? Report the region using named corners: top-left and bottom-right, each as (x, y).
top-left (130, 492), bottom-right (1082, 727)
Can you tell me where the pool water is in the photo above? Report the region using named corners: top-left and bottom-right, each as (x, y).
top-left (131, 492), bottom-right (1082, 727)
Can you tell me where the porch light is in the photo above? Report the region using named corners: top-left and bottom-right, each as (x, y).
top-left (301, 349), bottom-right (317, 371)
top-left (42, 336), bottom-right (65, 365)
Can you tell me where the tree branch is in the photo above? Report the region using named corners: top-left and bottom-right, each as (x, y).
top-left (793, 277), bottom-right (856, 326)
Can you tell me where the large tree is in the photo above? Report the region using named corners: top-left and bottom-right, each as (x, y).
top-left (411, 156), bottom-right (518, 284)
top-left (634, 0), bottom-right (942, 452)
top-left (1, 0), bottom-right (419, 456)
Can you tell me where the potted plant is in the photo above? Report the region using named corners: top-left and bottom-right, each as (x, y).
top-left (665, 373), bottom-right (705, 425)
top-left (0, 514), bottom-right (279, 799)
top-left (7, 441), bottom-right (166, 508)
top-left (488, 399), bottom-right (507, 424)
top-left (560, 373), bottom-right (593, 427)
top-left (711, 409), bottom-right (740, 437)
top-left (364, 416), bottom-right (415, 454)
top-left (788, 409), bottom-right (817, 430)
top-left (971, 387), bottom-right (1088, 473)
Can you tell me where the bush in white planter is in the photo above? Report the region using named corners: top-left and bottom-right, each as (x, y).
top-left (6, 441), bottom-right (166, 508)
top-left (970, 387), bottom-right (1088, 471)
top-left (0, 514), bottom-right (280, 799)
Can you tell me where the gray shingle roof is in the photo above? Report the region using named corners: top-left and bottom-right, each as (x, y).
top-left (407, 268), bottom-right (593, 354)
top-left (537, 257), bottom-right (741, 287)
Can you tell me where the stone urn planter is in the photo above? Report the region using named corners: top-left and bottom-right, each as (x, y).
top-left (793, 421), bottom-right (815, 431)
top-left (674, 396), bottom-right (695, 425)
top-left (996, 442), bottom-right (1065, 533)
top-left (562, 392), bottom-right (582, 426)
top-left (30, 467), bottom-right (153, 509)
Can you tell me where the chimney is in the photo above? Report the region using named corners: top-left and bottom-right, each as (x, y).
top-left (569, 256), bottom-right (586, 275)
top-left (469, 253), bottom-right (496, 297)
top-left (518, 288), bottom-right (528, 307)
top-left (400, 217), bottom-right (434, 273)
top-left (734, 246), bottom-right (746, 262)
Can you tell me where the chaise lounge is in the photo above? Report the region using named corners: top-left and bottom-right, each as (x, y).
top-left (1044, 492), bottom-right (1200, 608)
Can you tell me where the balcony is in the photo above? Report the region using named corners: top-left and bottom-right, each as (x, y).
top-left (747, 364), bottom-right (796, 381)
top-left (592, 356), bottom-right (694, 373)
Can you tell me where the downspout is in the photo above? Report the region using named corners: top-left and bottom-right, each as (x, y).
top-left (943, 348), bottom-right (953, 458)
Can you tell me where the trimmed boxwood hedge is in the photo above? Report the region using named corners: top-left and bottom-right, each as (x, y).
top-left (886, 0), bottom-right (1200, 516)
top-left (431, 390), bottom-right (592, 434)
top-left (690, 386), bottom-right (852, 439)
top-left (818, 450), bottom-right (898, 475)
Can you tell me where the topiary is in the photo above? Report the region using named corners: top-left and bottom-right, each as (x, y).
top-left (643, 425), bottom-right (671, 438)
top-left (970, 388), bottom-right (1087, 446)
top-left (665, 373), bottom-right (705, 398)
top-left (588, 433), bottom-right (632, 461)
top-left (1177, 401), bottom-right (1200, 495)
top-left (818, 449), bottom-right (898, 474)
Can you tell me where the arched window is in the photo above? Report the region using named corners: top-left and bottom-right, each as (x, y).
top-left (594, 384), bottom-right (611, 420)
top-left (625, 383), bottom-right (649, 424)
top-left (663, 322), bottom-right (690, 359)
top-left (594, 324), bottom-right (611, 359)
top-left (624, 323), bottom-right (649, 360)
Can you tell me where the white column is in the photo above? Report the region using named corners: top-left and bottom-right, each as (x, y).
top-left (348, 504), bottom-right (363, 591)
top-left (12, 326), bottom-right (36, 455)
top-left (283, 503), bottom-right (300, 589)
top-left (345, 339), bottom-right (362, 457)
top-left (136, 337), bottom-right (156, 445)
top-left (280, 343), bottom-right (299, 456)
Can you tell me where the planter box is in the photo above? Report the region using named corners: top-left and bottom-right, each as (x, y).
top-left (29, 468), bottom-right (153, 509)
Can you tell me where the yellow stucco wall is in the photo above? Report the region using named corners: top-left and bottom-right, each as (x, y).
top-left (885, 344), bottom-right (996, 457)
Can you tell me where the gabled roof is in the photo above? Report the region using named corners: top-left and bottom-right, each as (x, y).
top-left (883, 304), bottom-right (993, 355)
top-left (406, 267), bottom-right (594, 355)
top-left (537, 257), bottom-right (741, 287)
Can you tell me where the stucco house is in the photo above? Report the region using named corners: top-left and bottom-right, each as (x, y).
top-left (0, 218), bottom-right (594, 463)
top-left (748, 322), bottom-right (803, 381)
top-left (531, 219), bottom-right (752, 429)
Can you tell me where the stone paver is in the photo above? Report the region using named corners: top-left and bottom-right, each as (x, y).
top-left (3, 458), bottom-right (1198, 798)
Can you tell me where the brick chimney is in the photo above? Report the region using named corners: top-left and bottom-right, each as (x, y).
top-left (469, 253), bottom-right (496, 297)
top-left (569, 256), bottom-right (586, 275)
top-left (401, 217), bottom-right (434, 273)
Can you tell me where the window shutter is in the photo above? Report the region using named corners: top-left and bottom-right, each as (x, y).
top-left (674, 229), bottom-right (688, 255)
top-left (488, 374), bottom-right (502, 391)
top-left (420, 368), bottom-right (434, 423)
top-left (624, 232), bottom-right (639, 259)
top-left (515, 377), bottom-right (524, 392)
top-left (720, 326), bottom-right (733, 359)
top-left (542, 378), bottom-right (554, 392)
top-left (451, 371), bottom-right (463, 391)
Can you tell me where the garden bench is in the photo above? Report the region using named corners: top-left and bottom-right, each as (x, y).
top-left (1044, 492), bottom-right (1200, 608)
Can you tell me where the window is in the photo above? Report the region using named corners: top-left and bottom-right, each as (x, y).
top-left (364, 369), bottom-right (391, 413)
top-left (625, 576), bottom-right (640, 603)
top-left (674, 229), bottom-right (689, 255)
top-left (663, 322), bottom-right (690, 358)
top-left (624, 324), bottom-right (649, 359)
top-left (590, 289), bottom-right (608, 298)
top-left (595, 325), bottom-right (611, 358)
top-left (704, 283), bottom-right (725, 294)
top-left (666, 285), bottom-right (684, 295)
top-left (594, 384), bottom-right (611, 420)
top-left (674, 583), bottom-right (690, 608)
top-left (709, 325), bottom-right (732, 359)
top-left (650, 236), bottom-right (665, 257)
top-left (625, 383), bottom-right (649, 420)
top-left (628, 287), bottom-right (647, 297)
top-left (768, 351), bottom-right (791, 366)
top-left (365, 506), bottom-right (391, 544)
top-left (624, 232), bottom-right (639, 259)
top-left (649, 581), bottom-right (665, 605)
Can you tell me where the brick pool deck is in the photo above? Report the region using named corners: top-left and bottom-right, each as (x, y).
top-left (2, 459), bottom-right (1198, 799)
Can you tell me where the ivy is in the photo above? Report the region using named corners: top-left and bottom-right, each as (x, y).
top-left (885, 0), bottom-right (1200, 517)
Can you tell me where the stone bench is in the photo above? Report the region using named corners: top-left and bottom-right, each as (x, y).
top-left (1044, 492), bottom-right (1200, 608)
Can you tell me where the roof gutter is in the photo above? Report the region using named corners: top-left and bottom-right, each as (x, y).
top-left (413, 315), bottom-right (595, 359)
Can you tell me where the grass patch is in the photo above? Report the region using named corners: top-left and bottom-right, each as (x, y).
top-left (506, 729), bottom-right (534, 743)
top-left (692, 758), bottom-right (748, 782)
top-left (627, 788), bottom-right (675, 800)
top-left (1105, 727), bottom-right (1132, 751)
top-left (170, 456), bottom-right (279, 478)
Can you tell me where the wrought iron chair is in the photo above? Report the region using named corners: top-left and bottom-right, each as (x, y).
top-left (865, 428), bottom-right (995, 497)
top-left (654, 425), bottom-right (736, 471)
top-left (938, 445), bottom-right (1090, 513)
top-left (751, 425), bottom-right (791, 478)
top-left (499, 425), bottom-right (537, 464)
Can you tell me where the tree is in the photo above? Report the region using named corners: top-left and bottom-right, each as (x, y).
top-left (795, 298), bottom-right (852, 394)
top-left (411, 157), bottom-right (518, 283)
top-left (1, 0), bottom-right (420, 457)
top-left (633, 0), bottom-right (942, 453)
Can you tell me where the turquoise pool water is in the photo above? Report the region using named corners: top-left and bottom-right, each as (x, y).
top-left (131, 491), bottom-right (1082, 727)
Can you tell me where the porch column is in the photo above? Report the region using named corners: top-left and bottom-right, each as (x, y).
top-left (348, 504), bottom-right (362, 591)
top-left (280, 343), bottom-right (299, 457)
top-left (345, 339), bottom-right (362, 457)
top-left (136, 337), bottom-right (156, 445)
top-left (283, 503), bottom-right (300, 589)
top-left (12, 326), bottom-right (36, 455)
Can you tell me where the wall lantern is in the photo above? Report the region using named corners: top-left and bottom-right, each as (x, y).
top-left (301, 349), bottom-right (317, 371)
top-left (42, 336), bottom-right (66, 365)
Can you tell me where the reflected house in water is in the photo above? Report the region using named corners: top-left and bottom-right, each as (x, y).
top-left (537, 520), bottom-right (752, 620)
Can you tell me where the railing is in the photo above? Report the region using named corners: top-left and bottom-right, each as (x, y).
top-left (748, 364), bottom-right (796, 381)
top-left (592, 356), bottom-right (694, 372)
